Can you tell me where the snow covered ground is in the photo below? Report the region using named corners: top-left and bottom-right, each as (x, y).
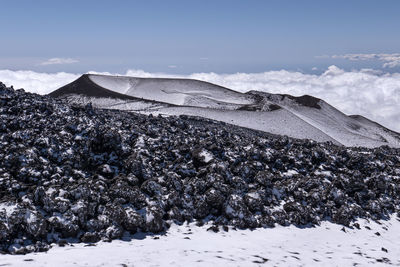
top-left (2, 216), bottom-right (399, 267)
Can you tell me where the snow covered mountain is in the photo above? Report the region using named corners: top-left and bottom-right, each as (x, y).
top-left (50, 74), bottom-right (400, 148)
top-left (2, 81), bottom-right (400, 264)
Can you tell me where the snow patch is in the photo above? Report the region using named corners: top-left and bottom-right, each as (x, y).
top-left (199, 150), bottom-right (213, 163)
top-left (2, 217), bottom-right (399, 266)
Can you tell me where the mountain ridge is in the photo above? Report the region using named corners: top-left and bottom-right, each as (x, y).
top-left (49, 74), bottom-right (400, 148)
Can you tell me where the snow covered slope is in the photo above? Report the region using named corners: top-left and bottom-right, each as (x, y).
top-left (89, 74), bottom-right (254, 108)
top-left (2, 217), bottom-right (399, 266)
top-left (50, 74), bottom-right (400, 148)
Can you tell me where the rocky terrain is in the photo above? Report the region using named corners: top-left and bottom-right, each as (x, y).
top-left (1, 82), bottom-right (400, 254)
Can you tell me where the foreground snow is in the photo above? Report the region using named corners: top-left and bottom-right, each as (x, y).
top-left (2, 216), bottom-right (399, 267)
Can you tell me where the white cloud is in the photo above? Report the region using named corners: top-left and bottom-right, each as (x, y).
top-left (332, 53), bottom-right (400, 68)
top-left (40, 58), bottom-right (79, 66)
top-left (168, 65), bottom-right (177, 69)
top-left (1, 66), bottom-right (400, 132)
top-left (0, 70), bottom-right (79, 94)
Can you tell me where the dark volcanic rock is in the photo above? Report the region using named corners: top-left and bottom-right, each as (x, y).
top-left (0, 82), bottom-right (399, 254)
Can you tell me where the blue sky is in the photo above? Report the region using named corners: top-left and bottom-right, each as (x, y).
top-left (1, 0), bottom-right (400, 73)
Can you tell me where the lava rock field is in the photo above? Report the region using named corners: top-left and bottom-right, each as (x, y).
top-left (0, 82), bottom-right (399, 254)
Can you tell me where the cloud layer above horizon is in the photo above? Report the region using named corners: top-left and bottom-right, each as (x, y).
top-left (40, 58), bottom-right (79, 66)
top-left (332, 53), bottom-right (400, 68)
top-left (1, 66), bottom-right (399, 132)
